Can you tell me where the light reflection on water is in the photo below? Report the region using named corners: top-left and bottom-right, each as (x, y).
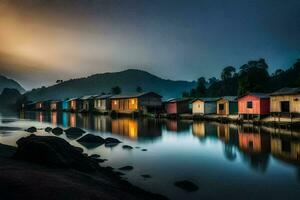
top-left (0, 111), bottom-right (300, 200)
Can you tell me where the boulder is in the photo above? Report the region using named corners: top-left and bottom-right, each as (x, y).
top-left (174, 180), bottom-right (199, 192)
top-left (141, 149), bottom-right (147, 151)
top-left (89, 154), bottom-right (100, 159)
top-left (65, 127), bottom-right (86, 135)
top-left (14, 134), bottom-right (97, 172)
top-left (118, 166), bottom-right (134, 171)
top-left (25, 127), bottom-right (37, 133)
top-left (141, 174), bottom-right (152, 178)
top-left (52, 127), bottom-right (63, 135)
top-left (104, 137), bottom-right (121, 144)
top-left (77, 134), bottom-right (105, 144)
top-left (45, 127), bottom-right (52, 132)
top-left (122, 145), bottom-right (133, 150)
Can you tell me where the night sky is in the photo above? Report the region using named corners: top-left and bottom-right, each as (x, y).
top-left (0, 0), bottom-right (299, 90)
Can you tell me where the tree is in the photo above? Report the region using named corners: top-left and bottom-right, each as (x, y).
top-left (195, 77), bottom-right (206, 97)
top-left (221, 66), bottom-right (236, 80)
top-left (136, 86), bottom-right (143, 93)
top-left (238, 59), bottom-right (269, 95)
top-left (56, 80), bottom-right (63, 84)
top-left (111, 86), bottom-right (121, 95)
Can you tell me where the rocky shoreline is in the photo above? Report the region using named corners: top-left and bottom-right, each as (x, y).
top-left (0, 132), bottom-right (167, 200)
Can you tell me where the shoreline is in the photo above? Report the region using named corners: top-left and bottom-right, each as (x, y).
top-left (0, 140), bottom-right (167, 200)
top-left (21, 109), bottom-right (300, 129)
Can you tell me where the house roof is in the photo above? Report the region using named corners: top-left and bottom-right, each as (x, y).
top-left (94, 94), bottom-right (113, 99)
top-left (238, 92), bottom-right (269, 99)
top-left (192, 97), bottom-right (219, 103)
top-left (67, 97), bottom-right (79, 102)
top-left (167, 98), bottom-right (191, 103)
top-left (110, 92), bottom-right (162, 99)
top-left (218, 96), bottom-right (237, 102)
top-left (80, 95), bottom-right (97, 100)
top-left (270, 87), bottom-right (300, 96)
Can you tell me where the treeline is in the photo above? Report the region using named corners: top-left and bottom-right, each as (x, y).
top-left (183, 58), bottom-right (300, 98)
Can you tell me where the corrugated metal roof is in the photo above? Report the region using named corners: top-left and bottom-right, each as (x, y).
top-left (94, 94), bottom-right (113, 99)
top-left (167, 97), bottom-right (191, 103)
top-left (80, 95), bottom-right (97, 100)
top-left (219, 96), bottom-right (237, 102)
top-left (110, 92), bottom-right (162, 99)
top-left (270, 87), bottom-right (300, 96)
top-left (192, 97), bottom-right (219, 103)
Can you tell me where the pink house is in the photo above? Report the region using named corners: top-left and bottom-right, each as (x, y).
top-left (238, 93), bottom-right (270, 119)
top-left (165, 98), bottom-right (191, 115)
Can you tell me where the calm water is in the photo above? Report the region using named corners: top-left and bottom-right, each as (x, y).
top-left (1, 111), bottom-right (300, 200)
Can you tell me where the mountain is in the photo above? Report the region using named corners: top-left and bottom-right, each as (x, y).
top-left (24, 69), bottom-right (196, 101)
top-left (0, 75), bottom-right (25, 94)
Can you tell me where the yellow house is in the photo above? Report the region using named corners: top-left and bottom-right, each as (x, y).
top-left (270, 87), bottom-right (300, 114)
top-left (192, 98), bottom-right (218, 115)
top-left (110, 92), bottom-right (162, 114)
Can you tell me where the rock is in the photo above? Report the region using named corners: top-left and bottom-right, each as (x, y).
top-left (104, 137), bottom-right (121, 147)
top-left (122, 145), bottom-right (133, 150)
top-left (52, 127), bottom-right (63, 135)
top-left (75, 147), bottom-right (84, 153)
top-left (141, 174), bottom-right (152, 178)
top-left (14, 134), bottom-right (97, 172)
top-left (118, 166), bottom-right (134, 171)
top-left (0, 126), bottom-right (22, 131)
top-left (141, 149), bottom-right (147, 151)
top-left (65, 127), bottom-right (86, 135)
top-left (135, 146), bottom-right (141, 149)
top-left (25, 127), bottom-right (37, 133)
top-left (174, 180), bottom-right (199, 192)
top-left (91, 158), bottom-right (107, 163)
top-left (89, 154), bottom-right (100, 159)
top-left (105, 137), bottom-right (121, 144)
top-left (77, 134), bottom-right (105, 144)
top-left (45, 127), bottom-right (52, 132)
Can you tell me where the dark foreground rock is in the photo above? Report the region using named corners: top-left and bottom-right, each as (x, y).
top-left (25, 127), bottom-right (37, 133)
top-left (65, 127), bottom-right (86, 135)
top-left (0, 126), bottom-right (22, 131)
top-left (77, 134), bottom-right (105, 144)
top-left (141, 174), bottom-right (152, 178)
top-left (119, 166), bottom-right (134, 171)
top-left (104, 137), bottom-right (122, 147)
top-left (0, 138), bottom-right (167, 200)
top-left (122, 145), bottom-right (133, 150)
top-left (51, 127), bottom-right (63, 135)
top-left (45, 127), bottom-right (52, 132)
top-left (14, 134), bottom-right (97, 172)
top-left (174, 180), bottom-right (199, 192)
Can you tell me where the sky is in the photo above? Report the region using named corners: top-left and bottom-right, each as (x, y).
top-left (0, 0), bottom-right (299, 90)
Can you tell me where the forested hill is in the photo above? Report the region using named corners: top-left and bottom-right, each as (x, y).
top-left (24, 69), bottom-right (196, 101)
top-left (0, 75), bottom-right (25, 94)
top-left (184, 58), bottom-right (300, 98)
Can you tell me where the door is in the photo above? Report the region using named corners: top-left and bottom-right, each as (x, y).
top-left (219, 103), bottom-right (225, 114)
top-left (280, 101), bottom-right (290, 113)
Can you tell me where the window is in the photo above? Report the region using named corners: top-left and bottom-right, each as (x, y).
top-left (247, 101), bottom-right (253, 108)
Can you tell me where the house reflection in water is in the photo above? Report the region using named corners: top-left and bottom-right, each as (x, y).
top-left (165, 120), bottom-right (190, 133)
top-left (112, 118), bottom-right (138, 139)
top-left (51, 112), bottom-right (57, 125)
top-left (62, 112), bottom-right (68, 127)
top-left (271, 135), bottom-right (300, 165)
top-left (111, 118), bottom-right (162, 140)
top-left (94, 115), bottom-right (112, 132)
top-left (192, 122), bottom-right (205, 137)
top-left (238, 125), bottom-right (271, 172)
top-left (69, 113), bottom-right (77, 127)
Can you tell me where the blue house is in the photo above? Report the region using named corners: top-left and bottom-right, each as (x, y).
top-left (62, 99), bottom-right (69, 111)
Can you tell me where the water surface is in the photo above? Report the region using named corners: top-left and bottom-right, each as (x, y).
top-left (0, 111), bottom-right (300, 200)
